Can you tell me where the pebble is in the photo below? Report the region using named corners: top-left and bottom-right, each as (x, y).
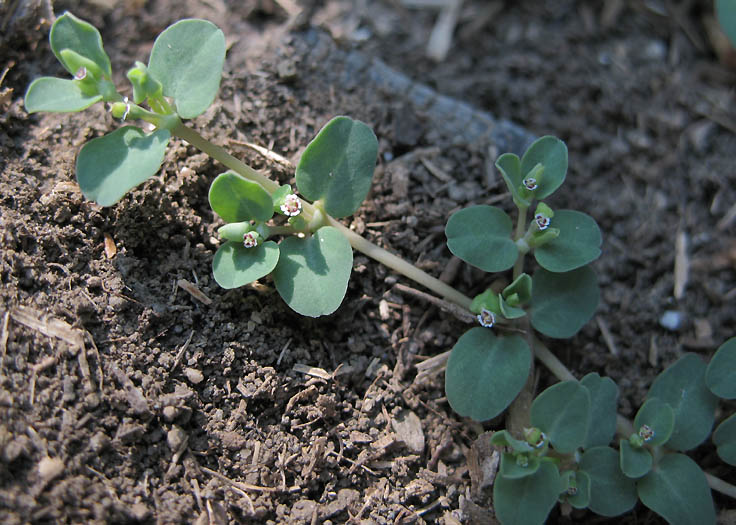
top-left (391, 409), bottom-right (425, 454)
top-left (89, 432), bottom-right (110, 453)
top-left (659, 310), bottom-right (686, 331)
top-left (37, 456), bottom-right (64, 482)
top-left (3, 436), bottom-right (31, 462)
top-left (167, 426), bottom-right (187, 452)
top-left (184, 368), bottom-right (204, 384)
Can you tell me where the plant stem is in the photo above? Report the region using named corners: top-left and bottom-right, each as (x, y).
top-left (172, 123), bottom-right (473, 309)
top-left (513, 205), bottom-right (528, 280)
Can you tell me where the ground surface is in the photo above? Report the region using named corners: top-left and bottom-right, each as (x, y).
top-left (1, 0), bottom-right (735, 523)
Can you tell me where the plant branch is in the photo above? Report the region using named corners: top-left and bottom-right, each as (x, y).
top-left (513, 205), bottom-right (528, 280)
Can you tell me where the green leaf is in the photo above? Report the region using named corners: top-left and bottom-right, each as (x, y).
top-left (706, 337), bottom-right (736, 399)
top-left (209, 171), bottom-right (274, 223)
top-left (272, 226), bottom-right (353, 317)
top-left (445, 206), bottom-right (518, 272)
top-left (637, 454), bottom-right (715, 525)
top-left (50, 12), bottom-right (112, 78)
top-left (647, 354), bottom-right (718, 451)
top-left (580, 373), bottom-right (618, 449)
top-left (530, 380), bottom-right (590, 453)
top-left (520, 136), bottom-right (567, 199)
top-left (493, 462), bottom-right (560, 525)
top-left (24, 77), bottom-right (102, 113)
top-left (76, 126), bottom-right (170, 206)
top-left (634, 398), bottom-right (675, 447)
top-left (212, 241), bottom-right (279, 289)
top-left (560, 470), bottom-right (591, 509)
top-left (295, 116), bottom-right (378, 218)
top-left (148, 19), bottom-right (225, 119)
top-left (619, 439), bottom-right (652, 478)
top-left (713, 414), bottom-right (736, 466)
top-left (530, 266), bottom-right (599, 339)
top-left (533, 210), bottom-right (602, 272)
top-left (579, 446), bottom-right (638, 517)
top-left (502, 273), bottom-right (532, 305)
top-left (444, 329), bottom-right (531, 421)
top-left (716, 0), bottom-right (736, 48)
top-left (499, 452), bottom-right (541, 479)
top-left (495, 152), bottom-right (529, 207)
top-left (499, 296), bottom-right (526, 320)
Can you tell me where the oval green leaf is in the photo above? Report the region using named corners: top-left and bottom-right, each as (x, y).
top-left (534, 210), bottom-right (602, 272)
top-left (647, 353), bottom-right (718, 451)
top-left (530, 380), bottom-right (591, 453)
top-left (295, 116), bottom-right (378, 218)
top-left (634, 397), bottom-right (675, 447)
top-left (520, 136), bottom-right (567, 199)
top-left (579, 446), bottom-right (638, 517)
top-left (495, 152), bottom-right (528, 206)
top-left (706, 337), bottom-right (736, 399)
top-left (50, 12), bottom-right (112, 78)
top-left (713, 414), bottom-right (736, 466)
top-left (209, 171), bottom-right (274, 223)
top-left (445, 205), bottom-right (518, 272)
top-left (493, 462), bottom-right (560, 525)
top-left (637, 453), bottom-right (715, 525)
top-left (25, 77), bottom-right (102, 114)
top-left (619, 439), bottom-right (652, 478)
top-left (76, 126), bottom-right (170, 206)
top-left (530, 266), bottom-right (599, 339)
top-left (148, 19), bottom-right (225, 119)
top-left (580, 372), bottom-right (619, 449)
top-left (212, 241), bottom-right (279, 289)
top-left (272, 226), bottom-right (353, 317)
top-left (444, 329), bottom-right (531, 422)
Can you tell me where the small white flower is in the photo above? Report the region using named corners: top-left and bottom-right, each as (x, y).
top-left (638, 424), bottom-right (654, 442)
top-left (535, 213), bottom-right (550, 230)
top-left (74, 67), bottom-right (87, 80)
top-left (280, 194), bottom-right (302, 216)
top-left (243, 231), bottom-right (259, 248)
top-left (477, 308), bottom-right (495, 328)
top-left (523, 177), bottom-right (538, 191)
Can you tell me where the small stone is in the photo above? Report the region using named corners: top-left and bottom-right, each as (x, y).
top-left (184, 368), bottom-right (204, 384)
top-left (115, 422), bottom-right (146, 445)
top-left (391, 410), bottom-right (425, 454)
top-left (162, 405), bottom-right (178, 422)
top-left (38, 456), bottom-right (64, 482)
top-left (89, 432), bottom-right (110, 453)
top-left (3, 436), bottom-right (31, 462)
top-left (84, 392), bottom-right (101, 410)
top-left (659, 310), bottom-right (686, 331)
top-left (167, 426), bottom-right (187, 452)
top-left (62, 376), bottom-right (75, 403)
top-left (128, 502), bottom-right (150, 521)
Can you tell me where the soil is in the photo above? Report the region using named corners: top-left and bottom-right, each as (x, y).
top-left (1, 0), bottom-right (735, 524)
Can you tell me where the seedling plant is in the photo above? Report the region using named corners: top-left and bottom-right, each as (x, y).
top-left (25, 12), bottom-right (736, 525)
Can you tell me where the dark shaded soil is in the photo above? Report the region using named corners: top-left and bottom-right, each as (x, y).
top-left (1, 0), bottom-right (734, 523)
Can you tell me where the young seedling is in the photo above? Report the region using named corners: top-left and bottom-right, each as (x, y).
top-left (443, 136), bottom-right (602, 421)
top-left (489, 343), bottom-right (736, 525)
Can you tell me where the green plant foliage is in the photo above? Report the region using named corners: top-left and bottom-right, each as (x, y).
top-left (530, 380), bottom-right (590, 453)
top-left (520, 136), bottom-right (567, 199)
top-left (148, 19), bottom-right (225, 119)
top-left (580, 373), bottom-right (619, 449)
top-left (209, 171), bottom-right (274, 223)
top-left (530, 266), bottom-right (599, 338)
top-left (499, 452), bottom-right (541, 479)
top-left (212, 241), bottom-right (279, 289)
top-left (493, 462), bottom-right (561, 525)
top-left (637, 453), bottom-right (715, 525)
top-left (445, 206), bottom-right (518, 272)
top-left (559, 470), bottom-right (591, 509)
top-left (502, 273), bottom-right (532, 305)
top-left (713, 413), bottom-right (736, 466)
top-left (24, 77), bottom-right (102, 113)
top-left (495, 152), bottom-right (529, 207)
top-left (499, 296), bottom-right (526, 320)
top-left (76, 126), bottom-right (170, 206)
top-left (533, 210), bottom-right (601, 272)
top-left (647, 354), bottom-right (718, 451)
top-left (272, 227), bottom-right (353, 317)
top-left (716, 0), bottom-right (736, 48)
top-left (295, 116), bottom-right (378, 218)
top-left (490, 430), bottom-right (535, 454)
top-left (633, 397), bottom-right (675, 447)
top-left (579, 447), bottom-right (637, 517)
top-left (705, 337), bottom-right (736, 399)
top-left (444, 328), bottom-right (531, 421)
top-left (619, 440), bottom-right (652, 478)
top-left (50, 12), bottom-right (112, 78)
